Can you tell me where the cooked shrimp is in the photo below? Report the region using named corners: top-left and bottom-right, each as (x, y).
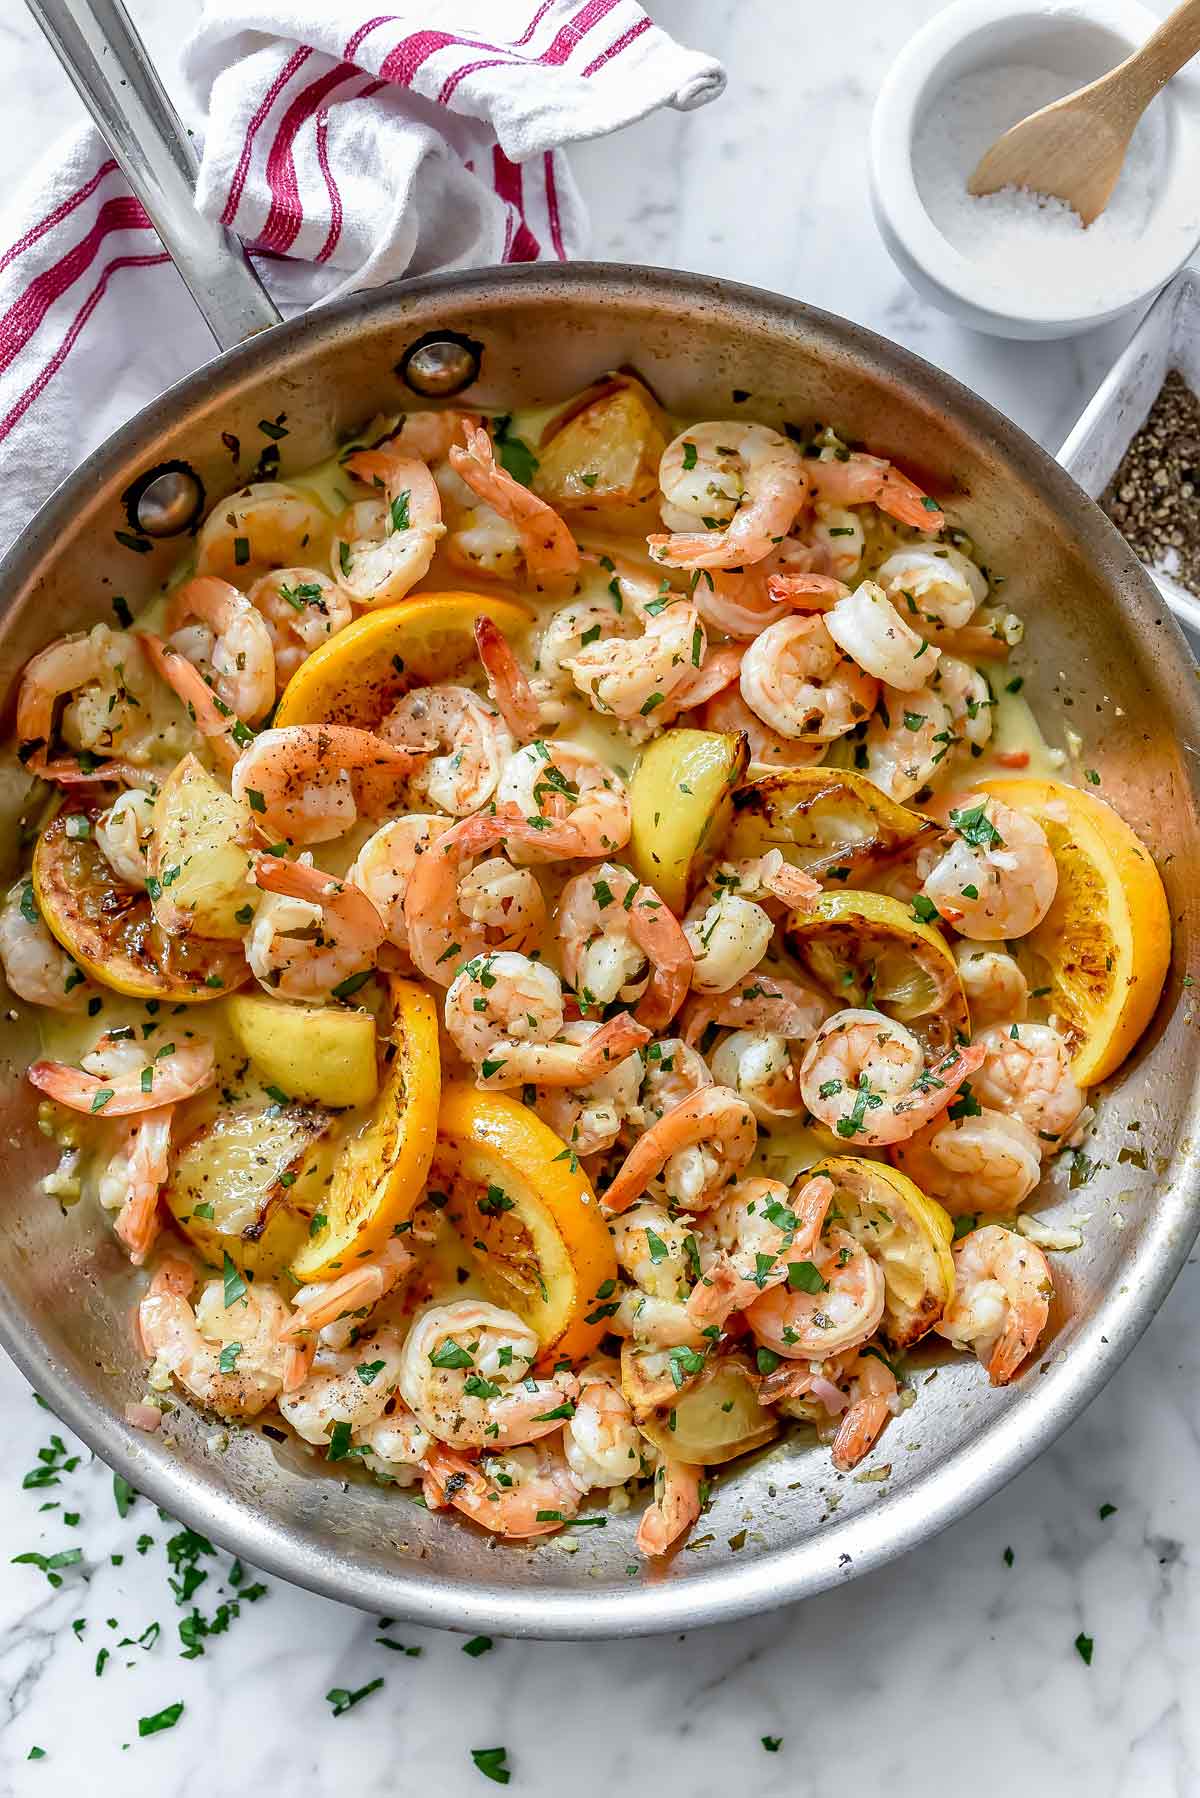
top-left (347, 814), bottom-right (452, 954)
top-left (166, 576), bottom-right (276, 724)
top-left (399, 1300), bottom-right (577, 1448)
top-left (565, 598), bottom-right (705, 729)
top-left (249, 853), bottom-right (385, 1001)
top-left (860, 683), bottom-right (953, 802)
top-left (380, 685), bottom-right (513, 817)
top-left (637, 1457), bottom-right (702, 1556)
top-left (610, 1200), bottom-right (698, 1303)
top-left (936, 1224), bottom-right (1052, 1384)
top-left (532, 1023), bottom-right (643, 1156)
top-left (805, 446), bottom-right (944, 531)
top-left (448, 426), bottom-right (580, 586)
top-left (195, 481), bottom-right (333, 586)
top-left (278, 1328), bottom-right (429, 1478)
top-left (16, 626), bottom-right (164, 781)
top-left (876, 544), bottom-right (987, 628)
top-left (805, 505), bottom-right (866, 581)
top-left (94, 788), bottom-right (156, 889)
top-left (139, 1258), bottom-right (306, 1417)
top-left (563, 1360), bottom-right (643, 1488)
top-left (740, 615), bottom-right (878, 742)
top-left (709, 1029), bottom-right (803, 1121)
top-left (687, 1176), bottom-right (806, 1327)
top-left (798, 1008), bottom-right (985, 1146)
top-left (335, 448), bottom-right (445, 604)
top-left (745, 1182), bottom-right (886, 1358)
top-left (231, 724), bottom-right (420, 845)
top-left (246, 568), bottom-right (353, 692)
top-left (529, 593), bottom-right (634, 720)
top-left (138, 633), bottom-right (243, 772)
top-left (935, 655), bottom-right (993, 752)
top-left (29, 1036), bottom-right (215, 1115)
top-left (649, 424), bottom-right (811, 570)
top-left (954, 940), bottom-right (1028, 1029)
top-left (972, 1021), bottom-right (1085, 1149)
top-left (423, 1439), bottom-right (584, 1537)
top-left (825, 580), bottom-right (941, 692)
top-left (0, 881), bottom-right (86, 1011)
top-left (496, 740), bottom-right (630, 861)
top-left (556, 862), bottom-right (694, 1030)
top-left (445, 951), bottom-right (648, 1087)
top-left (681, 970), bottom-right (833, 1046)
top-left (393, 409), bottom-right (480, 462)
top-left (700, 683), bottom-right (827, 771)
top-left (683, 853), bottom-right (819, 995)
top-left (918, 795), bottom-right (1057, 939)
top-left (829, 1349), bottom-right (899, 1471)
top-left (474, 615), bottom-right (544, 740)
top-left (891, 1107), bottom-right (1043, 1214)
top-left (110, 1106), bottom-right (173, 1265)
top-left (690, 551), bottom-right (840, 641)
top-left (281, 1239), bottom-right (415, 1342)
top-left (602, 1086), bottom-right (758, 1214)
top-left (403, 808), bottom-right (563, 984)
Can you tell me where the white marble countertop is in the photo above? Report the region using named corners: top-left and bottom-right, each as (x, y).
top-left (0, 1), bottom-right (1195, 1794)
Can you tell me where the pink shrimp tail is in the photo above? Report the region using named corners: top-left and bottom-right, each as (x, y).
top-left (138, 631), bottom-right (242, 770)
top-left (766, 572), bottom-right (850, 612)
top-left (475, 616), bottom-right (542, 740)
top-left (577, 1013), bottom-right (652, 1078)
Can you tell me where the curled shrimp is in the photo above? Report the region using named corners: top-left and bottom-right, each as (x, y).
top-left (828, 1350), bottom-right (899, 1471)
top-left (246, 569), bottom-right (353, 692)
top-left (138, 633), bottom-right (243, 772)
top-left (532, 1021), bottom-right (644, 1157)
top-left (954, 940), bottom-right (1029, 1029)
top-left (474, 615), bottom-right (545, 740)
top-left (798, 1008), bottom-right (985, 1146)
top-left (556, 862), bottom-right (694, 1031)
top-left (740, 615), bottom-right (878, 742)
top-left (278, 1328), bottom-right (428, 1474)
top-left (936, 1224), bottom-right (1052, 1384)
top-left (690, 551), bottom-right (840, 641)
top-left (29, 1035), bottom-right (215, 1116)
top-left (110, 1107), bottom-right (174, 1265)
top-left (166, 576), bottom-right (276, 724)
top-left (680, 970), bottom-right (833, 1046)
top-left (687, 1175), bottom-right (806, 1328)
top-left (824, 580), bottom-right (941, 692)
top-left (683, 853), bottom-right (819, 995)
top-left (918, 795), bottom-right (1057, 940)
top-left (876, 545), bottom-right (987, 630)
top-left (347, 814), bottom-right (452, 957)
top-left (563, 1360), bottom-right (644, 1489)
top-left (528, 590), bottom-right (634, 721)
top-left (648, 423), bottom-right (811, 570)
top-left (16, 626), bottom-right (163, 782)
top-left (972, 1021), bottom-right (1085, 1149)
top-left (448, 426), bottom-right (580, 587)
top-left (282, 1239), bottom-right (415, 1342)
top-left (444, 951), bottom-right (648, 1087)
top-left (402, 808), bottom-right (558, 985)
top-left (380, 684), bottom-right (513, 817)
top-left (565, 597), bottom-right (706, 729)
top-left (94, 788), bottom-right (156, 889)
top-left (139, 1257), bottom-right (307, 1417)
top-left (891, 1107), bottom-right (1043, 1215)
top-left (700, 683), bottom-right (826, 772)
top-left (602, 1085), bottom-right (757, 1215)
top-left (195, 482), bottom-right (333, 586)
top-left (859, 683), bottom-right (953, 803)
top-left (231, 724), bottom-right (419, 845)
top-left (249, 854), bottom-right (385, 1001)
top-left (335, 448), bottom-right (445, 604)
top-left (637, 1457), bottom-right (702, 1556)
top-left (745, 1175), bottom-right (886, 1358)
top-left (0, 880), bottom-right (87, 1011)
top-left (423, 1439), bottom-right (584, 1538)
top-left (496, 740), bottom-right (631, 862)
top-left (709, 1028), bottom-right (804, 1122)
top-left (400, 1300), bottom-right (577, 1449)
top-left (805, 446), bottom-right (944, 532)
top-left (934, 654), bottom-right (993, 753)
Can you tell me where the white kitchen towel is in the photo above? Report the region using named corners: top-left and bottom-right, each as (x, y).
top-left (0, 0), bottom-right (724, 551)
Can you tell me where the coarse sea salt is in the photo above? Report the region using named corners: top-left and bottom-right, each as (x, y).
top-left (912, 62), bottom-right (1166, 307)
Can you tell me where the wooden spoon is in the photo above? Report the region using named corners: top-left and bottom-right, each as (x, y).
top-left (968, 0), bottom-right (1200, 223)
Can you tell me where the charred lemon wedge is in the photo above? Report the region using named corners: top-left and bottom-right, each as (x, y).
top-left (434, 1084), bottom-right (618, 1367)
top-left (33, 800), bottom-right (248, 1002)
top-left (786, 890), bottom-right (970, 1055)
top-left (980, 776), bottom-right (1170, 1085)
top-left (724, 766), bottom-right (939, 883)
top-left (638, 1355), bottom-right (777, 1466)
top-left (629, 727), bottom-right (749, 912)
top-left (289, 977), bottom-right (440, 1281)
top-left (168, 1102), bottom-right (334, 1279)
top-left (274, 592), bottom-right (533, 729)
top-left (812, 1156), bottom-right (954, 1348)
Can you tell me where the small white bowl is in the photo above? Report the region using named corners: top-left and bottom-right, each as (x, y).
top-left (869, 0), bottom-right (1200, 340)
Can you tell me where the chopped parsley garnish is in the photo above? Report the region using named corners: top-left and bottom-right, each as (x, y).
top-left (786, 1260), bottom-right (827, 1294)
top-left (470, 1746), bottom-right (512, 1785)
top-left (138, 1701), bottom-right (184, 1737)
top-left (221, 1252), bottom-right (247, 1309)
top-left (326, 1679), bottom-right (384, 1717)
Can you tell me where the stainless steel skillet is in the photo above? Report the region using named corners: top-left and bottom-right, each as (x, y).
top-left (4, 0), bottom-right (1199, 1639)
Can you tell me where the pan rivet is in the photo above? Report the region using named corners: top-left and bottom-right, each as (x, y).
top-left (398, 331), bottom-right (483, 397)
top-left (134, 468), bottom-right (205, 538)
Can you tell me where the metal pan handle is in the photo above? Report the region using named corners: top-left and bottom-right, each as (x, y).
top-left (25, 0), bottom-right (282, 350)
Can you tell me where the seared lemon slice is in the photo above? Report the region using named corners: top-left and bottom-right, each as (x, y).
top-left (980, 777), bottom-right (1170, 1085)
top-left (289, 977), bottom-right (440, 1281)
top-left (435, 1084), bottom-right (618, 1367)
top-left (786, 889), bottom-right (970, 1056)
top-left (724, 766), bottom-right (939, 883)
top-left (274, 591), bottom-right (533, 729)
top-left (227, 994), bottom-right (378, 1110)
top-left (629, 727), bottom-right (749, 912)
top-left (638, 1355), bottom-right (778, 1466)
top-left (812, 1156), bottom-right (954, 1348)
